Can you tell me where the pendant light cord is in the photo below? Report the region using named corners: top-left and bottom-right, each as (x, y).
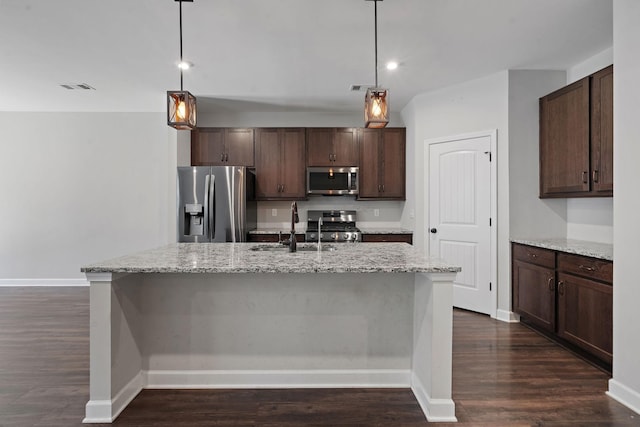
top-left (374, 0), bottom-right (378, 88)
top-left (179, 0), bottom-right (184, 91)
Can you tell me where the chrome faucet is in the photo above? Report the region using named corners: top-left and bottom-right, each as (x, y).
top-left (289, 201), bottom-right (299, 252)
top-left (317, 216), bottom-right (323, 253)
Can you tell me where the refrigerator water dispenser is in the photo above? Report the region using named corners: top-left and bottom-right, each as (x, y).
top-left (184, 203), bottom-right (204, 236)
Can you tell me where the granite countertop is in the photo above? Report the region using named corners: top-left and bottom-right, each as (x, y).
top-left (358, 227), bottom-right (413, 235)
top-left (511, 238), bottom-right (613, 261)
top-left (81, 242), bottom-right (460, 275)
top-left (248, 228), bottom-right (413, 235)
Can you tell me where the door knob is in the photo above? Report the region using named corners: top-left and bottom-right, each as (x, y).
top-left (430, 228), bottom-right (437, 234)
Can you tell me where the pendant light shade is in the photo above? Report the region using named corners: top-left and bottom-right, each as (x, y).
top-left (364, 0), bottom-right (389, 128)
top-left (364, 88), bottom-right (389, 128)
top-left (167, 0), bottom-right (196, 130)
top-left (167, 90), bottom-right (196, 129)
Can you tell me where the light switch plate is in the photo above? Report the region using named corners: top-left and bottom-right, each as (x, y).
top-left (271, 208), bottom-right (277, 217)
top-left (374, 209), bottom-right (379, 217)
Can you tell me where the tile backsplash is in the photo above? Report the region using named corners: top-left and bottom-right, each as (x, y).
top-left (257, 198), bottom-right (404, 230)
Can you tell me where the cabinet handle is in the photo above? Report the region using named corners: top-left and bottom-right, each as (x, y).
top-left (582, 171), bottom-right (588, 184)
top-left (558, 280), bottom-right (565, 296)
top-left (527, 253), bottom-right (538, 259)
top-left (593, 170), bottom-right (599, 183)
top-left (281, 184), bottom-right (285, 193)
top-left (578, 265), bottom-right (596, 272)
top-left (547, 277), bottom-right (554, 292)
top-left (221, 153), bottom-right (225, 162)
top-left (382, 184), bottom-right (385, 192)
top-left (225, 153), bottom-right (229, 162)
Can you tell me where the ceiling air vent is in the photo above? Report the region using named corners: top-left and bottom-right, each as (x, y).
top-left (350, 84), bottom-right (372, 92)
top-left (60, 83), bottom-right (96, 90)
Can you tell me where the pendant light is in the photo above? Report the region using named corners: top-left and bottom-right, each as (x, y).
top-left (167, 0), bottom-right (197, 130)
top-left (364, 0), bottom-right (389, 129)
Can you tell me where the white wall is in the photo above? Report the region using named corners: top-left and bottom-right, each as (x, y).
top-left (196, 111), bottom-right (405, 129)
top-left (401, 71), bottom-right (510, 316)
top-left (566, 47), bottom-right (614, 244)
top-left (0, 112), bottom-right (176, 284)
top-left (609, 0), bottom-right (640, 413)
top-left (508, 70), bottom-right (568, 240)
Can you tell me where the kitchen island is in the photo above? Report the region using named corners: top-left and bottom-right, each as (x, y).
top-left (81, 242), bottom-right (460, 423)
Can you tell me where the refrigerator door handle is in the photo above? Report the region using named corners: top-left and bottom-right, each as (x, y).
top-left (208, 174), bottom-right (216, 240)
top-left (204, 174), bottom-right (210, 240)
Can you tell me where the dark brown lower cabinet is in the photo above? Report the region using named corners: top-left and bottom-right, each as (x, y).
top-left (513, 259), bottom-right (556, 333)
top-left (557, 272), bottom-right (613, 364)
top-left (512, 243), bottom-right (613, 370)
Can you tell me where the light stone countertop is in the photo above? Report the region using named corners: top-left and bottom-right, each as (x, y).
top-left (248, 228), bottom-right (413, 235)
top-left (358, 227), bottom-right (413, 234)
top-left (81, 242), bottom-right (460, 274)
top-left (511, 238), bottom-right (613, 261)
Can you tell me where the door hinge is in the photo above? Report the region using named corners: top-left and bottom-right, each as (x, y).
top-left (484, 151), bottom-right (492, 162)
top-left (489, 282), bottom-right (492, 291)
top-left (489, 217), bottom-right (492, 226)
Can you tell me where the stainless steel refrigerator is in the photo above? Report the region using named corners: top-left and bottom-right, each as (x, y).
top-left (177, 166), bottom-right (257, 242)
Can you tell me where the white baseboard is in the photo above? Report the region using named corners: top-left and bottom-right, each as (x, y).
top-left (496, 309), bottom-right (520, 323)
top-left (607, 379), bottom-right (640, 415)
top-left (83, 372), bottom-right (143, 423)
top-left (0, 278), bottom-right (89, 287)
top-left (410, 373), bottom-right (457, 422)
top-left (145, 368), bottom-right (412, 389)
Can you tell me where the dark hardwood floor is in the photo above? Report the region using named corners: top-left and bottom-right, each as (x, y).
top-left (0, 287), bottom-right (638, 426)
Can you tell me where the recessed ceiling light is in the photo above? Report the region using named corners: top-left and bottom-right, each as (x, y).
top-left (177, 61), bottom-right (193, 70)
top-left (386, 61), bottom-right (398, 71)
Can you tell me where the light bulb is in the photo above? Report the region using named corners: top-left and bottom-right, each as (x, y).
top-left (372, 100), bottom-right (382, 117)
top-left (177, 100), bottom-right (186, 120)
top-left (386, 61), bottom-right (398, 70)
top-left (178, 61), bottom-right (193, 70)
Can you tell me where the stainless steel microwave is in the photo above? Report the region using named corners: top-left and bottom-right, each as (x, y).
top-left (307, 167), bottom-right (359, 195)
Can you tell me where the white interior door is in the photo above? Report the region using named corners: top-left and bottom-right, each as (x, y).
top-left (428, 134), bottom-right (493, 315)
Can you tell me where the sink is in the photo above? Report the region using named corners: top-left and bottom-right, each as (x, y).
top-left (249, 244), bottom-right (338, 252)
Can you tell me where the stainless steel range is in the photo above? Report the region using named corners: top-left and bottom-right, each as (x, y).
top-left (306, 210), bottom-right (361, 243)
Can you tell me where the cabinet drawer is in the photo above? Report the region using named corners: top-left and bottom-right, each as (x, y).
top-left (557, 253), bottom-right (612, 283)
top-left (512, 244), bottom-right (555, 268)
top-left (361, 234), bottom-right (413, 244)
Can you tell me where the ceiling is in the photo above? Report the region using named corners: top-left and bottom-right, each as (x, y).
top-left (0, 0), bottom-right (612, 114)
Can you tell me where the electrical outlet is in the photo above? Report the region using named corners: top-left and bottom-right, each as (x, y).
top-left (271, 208), bottom-right (277, 217)
top-left (374, 209), bottom-right (379, 217)
top-left (410, 209), bottom-right (415, 219)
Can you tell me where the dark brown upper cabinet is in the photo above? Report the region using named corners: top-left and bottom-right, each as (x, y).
top-left (306, 128), bottom-right (359, 166)
top-left (358, 128), bottom-right (406, 200)
top-left (590, 65), bottom-right (614, 195)
top-left (191, 128), bottom-right (255, 166)
top-left (539, 65), bottom-right (613, 198)
top-left (254, 128), bottom-right (306, 200)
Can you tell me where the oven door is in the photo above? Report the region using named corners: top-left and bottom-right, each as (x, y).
top-left (307, 167), bottom-right (359, 195)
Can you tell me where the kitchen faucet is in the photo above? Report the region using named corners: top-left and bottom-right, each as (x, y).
top-left (289, 201), bottom-right (299, 252)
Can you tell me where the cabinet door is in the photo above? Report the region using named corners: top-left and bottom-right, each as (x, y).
top-left (380, 128), bottom-right (406, 199)
top-left (254, 129), bottom-right (282, 199)
top-left (540, 77), bottom-right (590, 197)
top-left (358, 129), bottom-right (382, 198)
top-left (591, 65), bottom-right (613, 195)
top-left (225, 128), bottom-right (255, 167)
top-left (306, 128), bottom-right (333, 166)
top-left (557, 272), bottom-right (612, 363)
top-left (191, 128), bottom-right (226, 166)
top-left (333, 128), bottom-right (359, 166)
top-left (513, 260), bottom-right (556, 333)
top-left (279, 128), bottom-right (306, 199)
